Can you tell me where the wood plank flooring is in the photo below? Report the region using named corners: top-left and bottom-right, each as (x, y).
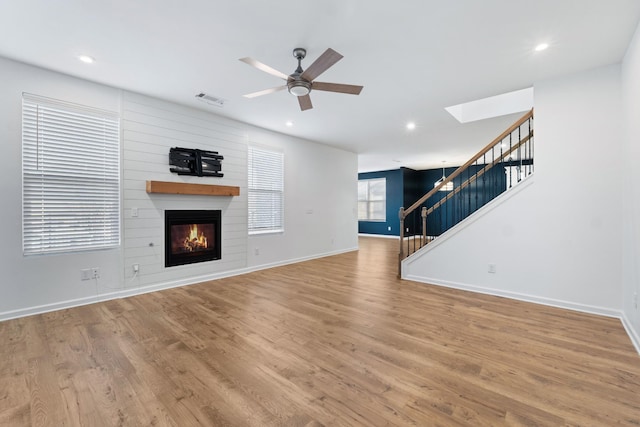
top-left (1, 236), bottom-right (639, 426)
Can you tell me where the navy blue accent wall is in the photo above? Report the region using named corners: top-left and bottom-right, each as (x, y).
top-left (359, 163), bottom-right (513, 237)
top-left (358, 169), bottom-right (403, 236)
top-left (402, 167), bottom-right (422, 208)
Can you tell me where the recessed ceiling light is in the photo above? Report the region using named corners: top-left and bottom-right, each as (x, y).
top-left (285, 121), bottom-right (294, 127)
top-left (406, 122), bottom-right (416, 130)
top-left (534, 43), bottom-right (549, 52)
top-left (78, 55), bottom-right (95, 64)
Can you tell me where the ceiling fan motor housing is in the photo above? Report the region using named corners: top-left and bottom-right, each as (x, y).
top-left (288, 48), bottom-right (311, 96)
top-left (288, 76), bottom-right (311, 97)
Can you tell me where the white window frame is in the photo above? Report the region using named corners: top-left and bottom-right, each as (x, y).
top-left (22, 94), bottom-right (121, 256)
top-left (248, 146), bottom-right (284, 235)
top-left (358, 178), bottom-right (386, 222)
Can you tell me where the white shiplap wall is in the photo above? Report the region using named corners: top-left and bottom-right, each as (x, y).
top-left (122, 91), bottom-right (248, 288)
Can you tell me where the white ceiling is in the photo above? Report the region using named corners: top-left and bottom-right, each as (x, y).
top-left (1, 1), bottom-right (639, 172)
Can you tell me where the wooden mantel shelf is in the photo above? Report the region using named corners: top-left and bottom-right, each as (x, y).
top-left (146, 180), bottom-right (240, 197)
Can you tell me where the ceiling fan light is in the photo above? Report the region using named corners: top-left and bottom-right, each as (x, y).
top-left (288, 79), bottom-right (311, 97)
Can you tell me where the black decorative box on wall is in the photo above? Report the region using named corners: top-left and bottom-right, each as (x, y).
top-left (169, 147), bottom-right (224, 177)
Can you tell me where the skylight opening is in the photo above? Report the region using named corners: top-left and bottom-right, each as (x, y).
top-left (445, 87), bottom-right (534, 124)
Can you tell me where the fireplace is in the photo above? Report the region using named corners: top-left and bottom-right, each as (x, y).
top-left (165, 210), bottom-right (221, 267)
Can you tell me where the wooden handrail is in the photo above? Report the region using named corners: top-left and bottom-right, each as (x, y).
top-left (403, 108), bottom-right (533, 217)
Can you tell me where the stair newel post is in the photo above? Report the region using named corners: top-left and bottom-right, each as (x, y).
top-left (398, 207), bottom-right (405, 277)
top-left (421, 206), bottom-right (427, 248)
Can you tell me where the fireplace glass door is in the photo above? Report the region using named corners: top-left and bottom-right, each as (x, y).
top-left (165, 210), bottom-right (221, 267)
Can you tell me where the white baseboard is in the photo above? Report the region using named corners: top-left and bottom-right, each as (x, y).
top-left (403, 274), bottom-right (621, 318)
top-left (0, 247), bottom-right (359, 323)
top-left (621, 313), bottom-right (640, 355)
top-left (358, 233), bottom-right (399, 239)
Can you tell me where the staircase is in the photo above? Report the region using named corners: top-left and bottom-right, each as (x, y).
top-left (398, 109), bottom-right (534, 274)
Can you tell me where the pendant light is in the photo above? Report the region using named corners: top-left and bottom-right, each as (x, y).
top-left (434, 161), bottom-right (453, 191)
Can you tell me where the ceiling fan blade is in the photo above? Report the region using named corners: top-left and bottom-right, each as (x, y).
top-left (298, 94), bottom-right (313, 111)
top-left (300, 48), bottom-right (343, 82)
top-left (243, 85), bottom-right (287, 98)
top-left (312, 82), bottom-right (363, 95)
top-left (239, 57), bottom-right (289, 80)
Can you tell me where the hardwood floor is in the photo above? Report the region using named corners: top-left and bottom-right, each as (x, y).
top-left (1, 236), bottom-right (639, 426)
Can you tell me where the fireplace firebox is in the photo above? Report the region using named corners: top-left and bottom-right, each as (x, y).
top-left (165, 210), bottom-right (221, 267)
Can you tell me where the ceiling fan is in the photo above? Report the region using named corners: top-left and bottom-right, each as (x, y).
top-left (239, 48), bottom-right (363, 111)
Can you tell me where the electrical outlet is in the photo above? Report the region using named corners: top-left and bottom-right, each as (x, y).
top-left (488, 264), bottom-right (497, 274)
top-left (91, 268), bottom-right (100, 279)
top-left (388, 226), bottom-right (392, 231)
top-left (634, 292), bottom-right (638, 310)
top-left (80, 269), bottom-right (92, 281)
top-left (131, 207), bottom-right (139, 217)
top-left (254, 248), bottom-right (260, 256)
top-left (133, 264), bottom-right (139, 273)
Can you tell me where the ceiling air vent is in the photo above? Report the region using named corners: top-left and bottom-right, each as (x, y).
top-left (195, 93), bottom-right (225, 107)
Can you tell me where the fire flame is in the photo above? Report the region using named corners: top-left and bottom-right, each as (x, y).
top-left (189, 224), bottom-right (198, 241)
top-left (187, 224), bottom-right (207, 249)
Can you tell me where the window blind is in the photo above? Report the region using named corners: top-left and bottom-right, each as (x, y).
top-left (358, 178), bottom-right (386, 221)
top-left (22, 94), bottom-right (121, 255)
top-left (248, 146), bottom-right (284, 234)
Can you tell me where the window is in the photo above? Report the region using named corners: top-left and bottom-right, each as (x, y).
top-left (22, 94), bottom-right (120, 255)
top-left (248, 146), bottom-right (284, 234)
top-left (358, 178), bottom-right (386, 221)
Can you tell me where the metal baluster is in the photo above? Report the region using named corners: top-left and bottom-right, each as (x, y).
top-left (528, 118), bottom-right (532, 176)
top-left (421, 207), bottom-right (427, 248)
top-left (493, 145), bottom-right (497, 198)
top-left (512, 132), bottom-right (516, 187)
top-left (483, 152), bottom-right (487, 208)
top-left (518, 123), bottom-right (522, 183)
top-left (527, 117), bottom-right (535, 174)
top-left (445, 180), bottom-right (449, 233)
top-left (408, 211), bottom-right (412, 256)
top-left (411, 211), bottom-right (418, 252)
top-left (398, 207), bottom-right (404, 276)
top-left (467, 164), bottom-right (471, 219)
top-left (499, 143), bottom-right (502, 195)
top-left (474, 159), bottom-right (478, 212)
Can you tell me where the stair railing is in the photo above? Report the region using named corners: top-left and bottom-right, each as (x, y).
top-left (398, 109), bottom-right (534, 274)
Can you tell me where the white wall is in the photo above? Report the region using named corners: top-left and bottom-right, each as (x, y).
top-left (404, 64), bottom-right (624, 317)
top-left (0, 57), bottom-right (123, 318)
top-left (622, 21), bottom-right (640, 349)
top-left (246, 130), bottom-right (358, 269)
top-left (0, 56), bottom-right (358, 320)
